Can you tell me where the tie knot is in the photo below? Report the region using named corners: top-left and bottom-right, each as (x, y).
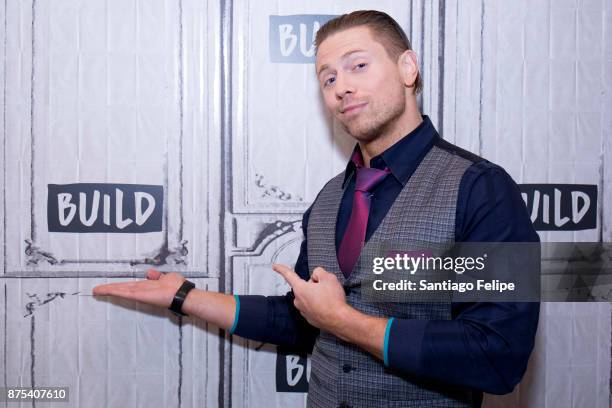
top-left (355, 166), bottom-right (389, 192)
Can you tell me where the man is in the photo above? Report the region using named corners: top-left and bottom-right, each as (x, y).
top-left (94, 10), bottom-right (539, 408)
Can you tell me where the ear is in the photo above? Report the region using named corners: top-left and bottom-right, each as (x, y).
top-left (398, 50), bottom-right (419, 89)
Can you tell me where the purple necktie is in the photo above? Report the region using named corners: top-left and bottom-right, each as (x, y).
top-left (338, 152), bottom-right (390, 278)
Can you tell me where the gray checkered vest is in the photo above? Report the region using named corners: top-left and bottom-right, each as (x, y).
top-left (306, 145), bottom-right (477, 408)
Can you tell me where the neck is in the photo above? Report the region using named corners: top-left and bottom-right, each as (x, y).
top-left (359, 108), bottom-right (423, 167)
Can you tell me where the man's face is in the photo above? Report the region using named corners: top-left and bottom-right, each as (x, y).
top-left (315, 26), bottom-right (406, 142)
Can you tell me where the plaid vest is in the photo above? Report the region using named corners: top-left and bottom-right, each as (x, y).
top-left (306, 144), bottom-right (477, 408)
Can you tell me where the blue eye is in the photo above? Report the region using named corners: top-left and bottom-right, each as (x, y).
top-left (323, 77), bottom-right (336, 87)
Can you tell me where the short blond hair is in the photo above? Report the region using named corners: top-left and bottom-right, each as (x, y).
top-left (315, 10), bottom-right (422, 94)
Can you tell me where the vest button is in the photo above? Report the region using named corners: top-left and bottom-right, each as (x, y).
top-left (342, 363), bottom-right (352, 373)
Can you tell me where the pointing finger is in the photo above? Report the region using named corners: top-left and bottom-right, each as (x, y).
top-left (272, 263), bottom-right (304, 289)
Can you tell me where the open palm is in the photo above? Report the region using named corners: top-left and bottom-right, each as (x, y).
top-left (92, 269), bottom-right (185, 308)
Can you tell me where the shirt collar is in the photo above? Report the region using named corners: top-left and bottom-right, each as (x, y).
top-left (342, 115), bottom-right (439, 187)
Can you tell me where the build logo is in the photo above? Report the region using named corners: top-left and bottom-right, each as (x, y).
top-left (519, 184), bottom-right (597, 231)
top-left (47, 183), bottom-right (163, 233)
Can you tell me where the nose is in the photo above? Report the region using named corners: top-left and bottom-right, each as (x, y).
top-left (334, 73), bottom-right (354, 100)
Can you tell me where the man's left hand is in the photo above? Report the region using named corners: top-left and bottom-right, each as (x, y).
top-left (272, 264), bottom-right (348, 332)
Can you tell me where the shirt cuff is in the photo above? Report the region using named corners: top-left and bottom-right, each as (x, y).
top-left (383, 318), bottom-right (395, 366)
top-left (386, 318), bottom-right (428, 374)
top-left (229, 295), bottom-right (240, 334)
top-left (230, 295), bottom-right (268, 338)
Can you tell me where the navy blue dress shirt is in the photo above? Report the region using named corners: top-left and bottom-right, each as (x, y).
top-left (232, 116), bottom-right (540, 397)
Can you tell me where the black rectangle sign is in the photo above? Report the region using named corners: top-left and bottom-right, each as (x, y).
top-left (519, 184), bottom-right (597, 231)
top-left (48, 183), bottom-right (163, 233)
top-left (276, 347), bottom-right (309, 393)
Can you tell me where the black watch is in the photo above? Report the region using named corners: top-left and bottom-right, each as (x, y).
top-left (169, 280), bottom-right (196, 316)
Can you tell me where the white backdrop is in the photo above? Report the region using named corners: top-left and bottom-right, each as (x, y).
top-left (1, 0), bottom-right (611, 407)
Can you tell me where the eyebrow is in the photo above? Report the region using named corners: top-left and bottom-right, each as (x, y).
top-left (316, 49), bottom-right (368, 77)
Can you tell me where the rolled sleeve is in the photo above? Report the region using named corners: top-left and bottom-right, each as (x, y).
top-left (385, 318), bottom-right (428, 370)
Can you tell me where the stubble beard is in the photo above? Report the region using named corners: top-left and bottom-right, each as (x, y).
top-left (341, 94), bottom-right (406, 143)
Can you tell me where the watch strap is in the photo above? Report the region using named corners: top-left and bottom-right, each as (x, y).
top-left (169, 280), bottom-right (196, 316)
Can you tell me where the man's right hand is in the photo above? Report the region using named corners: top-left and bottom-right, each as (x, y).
top-left (92, 269), bottom-right (185, 309)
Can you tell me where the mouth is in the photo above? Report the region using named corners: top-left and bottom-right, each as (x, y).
top-left (340, 102), bottom-right (368, 116)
